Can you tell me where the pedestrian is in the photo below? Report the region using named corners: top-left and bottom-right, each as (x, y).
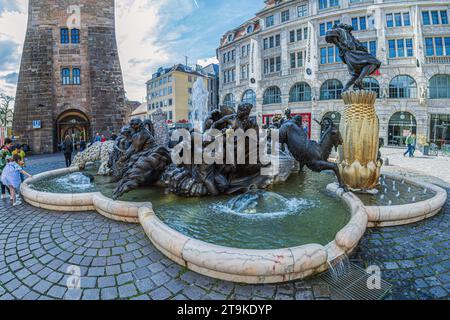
top-left (12, 145), bottom-right (26, 182)
top-left (94, 133), bottom-right (102, 143)
top-left (1, 154), bottom-right (32, 206)
top-left (410, 134), bottom-right (417, 157)
top-left (80, 137), bottom-right (87, 152)
top-left (0, 138), bottom-right (13, 199)
top-left (403, 132), bottom-right (414, 158)
top-left (62, 135), bottom-right (74, 167)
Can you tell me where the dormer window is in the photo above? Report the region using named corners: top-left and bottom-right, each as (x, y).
top-left (228, 34), bottom-right (234, 42)
top-left (247, 25), bottom-right (254, 34)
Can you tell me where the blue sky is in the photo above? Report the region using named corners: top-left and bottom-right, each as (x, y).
top-left (0, 0), bottom-right (262, 101)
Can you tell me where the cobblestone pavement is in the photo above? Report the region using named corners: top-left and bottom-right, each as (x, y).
top-left (0, 153), bottom-right (448, 300)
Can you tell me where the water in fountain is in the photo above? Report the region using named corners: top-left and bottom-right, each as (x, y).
top-left (328, 253), bottom-right (351, 280)
top-left (32, 172), bottom-right (97, 193)
top-left (190, 77), bottom-right (209, 132)
top-left (213, 190), bottom-right (312, 219)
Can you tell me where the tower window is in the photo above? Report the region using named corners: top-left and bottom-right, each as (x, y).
top-left (62, 68), bottom-right (71, 85)
top-left (61, 28), bottom-right (69, 44)
top-left (71, 29), bottom-right (80, 44)
top-left (72, 68), bottom-right (81, 85)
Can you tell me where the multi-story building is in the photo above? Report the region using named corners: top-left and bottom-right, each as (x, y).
top-left (218, 0), bottom-right (450, 147)
top-left (13, 0), bottom-right (126, 153)
top-left (146, 64), bottom-right (219, 126)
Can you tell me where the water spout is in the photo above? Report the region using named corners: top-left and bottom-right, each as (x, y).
top-left (328, 253), bottom-right (351, 281)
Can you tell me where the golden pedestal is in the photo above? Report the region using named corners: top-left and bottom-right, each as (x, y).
top-left (338, 91), bottom-right (382, 191)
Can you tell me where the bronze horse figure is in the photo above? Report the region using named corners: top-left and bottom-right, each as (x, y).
top-left (326, 23), bottom-right (381, 92)
top-left (279, 116), bottom-right (347, 190)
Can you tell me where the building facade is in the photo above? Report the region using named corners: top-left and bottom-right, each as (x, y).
top-left (218, 0), bottom-right (450, 147)
top-left (146, 64), bottom-right (219, 126)
top-left (13, 0), bottom-right (126, 153)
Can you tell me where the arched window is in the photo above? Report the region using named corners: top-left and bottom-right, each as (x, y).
top-left (61, 68), bottom-right (71, 85)
top-left (72, 68), bottom-right (81, 85)
top-left (71, 29), bottom-right (80, 44)
top-left (320, 79), bottom-right (343, 100)
top-left (223, 93), bottom-right (235, 108)
top-left (241, 89), bottom-right (256, 106)
top-left (263, 86), bottom-right (282, 105)
top-left (289, 82), bottom-right (312, 102)
top-left (363, 77), bottom-right (380, 97)
top-left (388, 112), bottom-right (417, 146)
top-left (429, 74), bottom-right (450, 99)
top-left (389, 75), bottom-right (417, 99)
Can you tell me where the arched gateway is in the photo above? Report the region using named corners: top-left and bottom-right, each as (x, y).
top-left (56, 110), bottom-right (90, 145)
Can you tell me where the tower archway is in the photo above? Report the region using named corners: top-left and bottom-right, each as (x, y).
top-left (56, 110), bottom-right (91, 148)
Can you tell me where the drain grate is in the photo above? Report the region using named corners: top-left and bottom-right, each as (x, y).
top-left (318, 263), bottom-right (393, 300)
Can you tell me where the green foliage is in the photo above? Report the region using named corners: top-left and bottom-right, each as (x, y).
top-left (0, 93), bottom-right (14, 127)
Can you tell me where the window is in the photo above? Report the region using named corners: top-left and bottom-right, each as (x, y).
top-left (298, 4), bottom-right (308, 17)
top-left (319, 20), bottom-right (340, 36)
top-left (360, 41), bottom-right (377, 56)
top-left (266, 15), bottom-right (274, 27)
top-left (223, 69), bottom-right (235, 84)
top-left (72, 68), bottom-right (81, 85)
top-left (320, 79), bottom-right (343, 100)
top-left (223, 50), bottom-right (236, 63)
top-left (223, 94), bottom-right (235, 108)
top-left (363, 77), bottom-right (380, 97)
top-left (320, 46), bottom-right (341, 64)
top-left (242, 89), bottom-right (256, 106)
top-left (281, 10), bottom-right (290, 23)
top-left (389, 75), bottom-right (417, 99)
top-left (247, 25), bottom-right (254, 34)
top-left (388, 39), bottom-right (413, 58)
top-left (263, 56), bottom-right (281, 74)
top-left (290, 27), bottom-right (308, 43)
top-left (290, 51), bottom-right (304, 68)
top-left (263, 34), bottom-right (281, 50)
top-left (61, 28), bottom-right (69, 44)
top-left (289, 82), bottom-right (311, 102)
top-left (241, 64), bottom-right (249, 80)
top-left (319, 0), bottom-right (339, 10)
top-left (429, 75), bottom-right (450, 99)
top-left (263, 86), bottom-right (281, 104)
top-left (423, 10), bottom-right (449, 25)
top-left (425, 37), bottom-right (450, 56)
top-left (386, 12), bottom-right (411, 27)
top-left (71, 29), bottom-right (80, 44)
top-left (241, 44), bottom-right (250, 57)
top-left (351, 16), bottom-right (370, 31)
top-left (61, 68), bottom-right (71, 85)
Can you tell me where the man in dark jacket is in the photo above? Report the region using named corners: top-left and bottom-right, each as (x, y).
top-left (62, 136), bottom-right (74, 167)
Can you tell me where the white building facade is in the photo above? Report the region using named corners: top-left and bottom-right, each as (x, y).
top-left (218, 0), bottom-right (450, 147)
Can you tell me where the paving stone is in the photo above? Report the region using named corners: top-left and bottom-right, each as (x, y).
top-left (47, 285), bottom-right (67, 299)
top-left (150, 287), bottom-right (172, 300)
top-left (82, 289), bottom-right (100, 300)
top-left (101, 287), bottom-right (119, 300)
top-left (118, 284), bottom-right (138, 299)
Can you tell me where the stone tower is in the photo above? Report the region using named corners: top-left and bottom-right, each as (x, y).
top-left (13, 0), bottom-right (126, 153)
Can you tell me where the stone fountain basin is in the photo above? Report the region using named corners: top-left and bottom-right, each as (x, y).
top-left (21, 167), bottom-right (447, 284)
top-left (327, 173), bottom-right (447, 227)
top-left (21, 167), bottom-right (368, 284)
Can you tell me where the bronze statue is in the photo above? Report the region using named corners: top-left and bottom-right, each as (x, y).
top-left (279, 116), bottom-right (347, 190)
top-left (112, 119), bottom-right (171, 199)
top-left (326, 23), bottom-right (381, 92)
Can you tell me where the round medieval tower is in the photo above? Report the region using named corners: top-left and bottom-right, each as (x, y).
top-left (13, 0), bottom-right (126, 153)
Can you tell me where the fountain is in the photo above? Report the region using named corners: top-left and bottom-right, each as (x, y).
top-left (189, 77), bottom-right (209, 132)
top-left (20, 23), bottom-right (447, 284)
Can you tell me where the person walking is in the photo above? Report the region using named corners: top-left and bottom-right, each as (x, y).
top-left (1, 154), bottom-right (32, 206)
top-left (0, 138), bottom-right (13, 199)
top-left (62, 135), bottom-right (74, 167)
top-left (410, 134), bottom-right (417, 157)
top-left (403, 132), bottom-right (414, 158)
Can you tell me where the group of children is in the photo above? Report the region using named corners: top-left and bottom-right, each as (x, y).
top-left (0, 139), bottom-right (32, 206)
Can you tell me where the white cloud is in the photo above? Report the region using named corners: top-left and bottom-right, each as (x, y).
top-left (197, 57), bottom-right (219, 67)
